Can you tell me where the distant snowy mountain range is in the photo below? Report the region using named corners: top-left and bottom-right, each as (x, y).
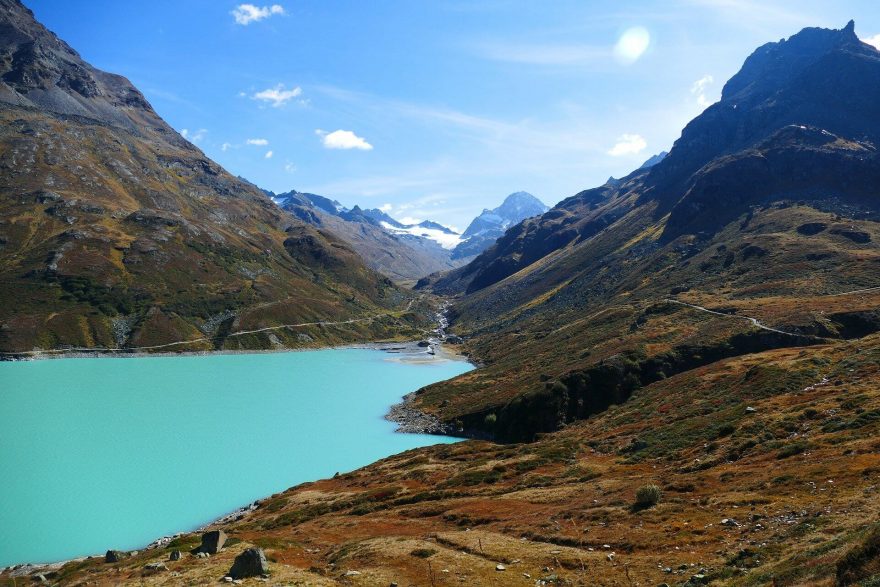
top-left (261, 188), bottom-right (549, 281)
top-left (258, 152), bottom-right (667, 282)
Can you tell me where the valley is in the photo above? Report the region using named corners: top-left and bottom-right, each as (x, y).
top-left (1, 2), bottom-right (879, 586)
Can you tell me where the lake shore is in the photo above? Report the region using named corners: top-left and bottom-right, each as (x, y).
top-left (0, 338), bottom-right (473, 572)
top-left (0, 338), bottom-right (468, 362)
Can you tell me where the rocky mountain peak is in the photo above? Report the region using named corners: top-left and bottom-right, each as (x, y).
top-left (0, 0), bottom-right (167, 133)
top-left (645, 19), bottom-right (880, 214)
top-left (720, 20), bottom-right (871, 106)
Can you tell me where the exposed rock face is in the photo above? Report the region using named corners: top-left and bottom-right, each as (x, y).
top-left (168, 550), bottom-right (182, 561)
top-left (198, 530), bottom-right (227, 555)
top-left (0, 0), bottom-right (160, 131)
top-left (228, 548), bottom-right (269, 579)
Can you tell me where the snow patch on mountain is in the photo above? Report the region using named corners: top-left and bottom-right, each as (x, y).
top-left (380, 221), bottom-right (462, 250)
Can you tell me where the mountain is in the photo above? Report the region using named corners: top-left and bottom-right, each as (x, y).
top-left (268, 189), bottom-right (547, 283)
top-left (0, 0), bottom-right (425, 353)
top-left (6, 19), bottom-right (880, 587)
top-left (268, 190), bottom-right (465, 283)
top-left (451, 191), bottom-right (548, 259)
top-left (638, 150), bottom-right (667, 169)
top-left (418, 21), bottom-right (880, 440)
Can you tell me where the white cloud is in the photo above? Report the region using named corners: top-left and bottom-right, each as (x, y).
top-left (284, 161), bottom-right (297, 173)
top-left (614, 27), bottom-right (650, 65)
top-left (864, 34), bottom-right (880, 50)
top-left (221, 142), bottom-right (232, 151)
top-left (691, 74), bottom-right (715, 108)
top-left (180, 128), bottom-right (207, 143)
top-left (232, 4), bottom-right (284, 26)
top-left (316, 129), bottom-right (373, 151)
top-left (607, 133), bottom-right (647, 156)
top-left (379, 203), bottom-right (393, 212)
top-left (252, 84), bottom-right (302, 107)
top-left (398, 216), bottom-right (423, 225)
top-left (246, 138), bottom-right (269, 146)
top-left (264, 150), bottom-right (274, 159)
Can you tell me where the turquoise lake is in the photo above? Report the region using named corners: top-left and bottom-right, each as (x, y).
top-left (0, 348), bottom-right (472, 566)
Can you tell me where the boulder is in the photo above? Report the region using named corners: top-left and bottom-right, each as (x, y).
top-left (105, 550), bottom-right (129, 563)
top-left (417, 340), bottom-right (431, 347)
top-left (199, 530), bottom-right (227, 554)
top-left (144, 562), bottom-right (167, 573)
top-left (169, 549), bottom-right (182, 561)
top-left (228, 548), bottom-right (269, 579)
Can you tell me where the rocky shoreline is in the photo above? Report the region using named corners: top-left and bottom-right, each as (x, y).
top-left (385, 391), bottom-right (455, 434)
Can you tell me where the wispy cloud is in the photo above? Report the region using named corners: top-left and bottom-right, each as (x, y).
top-left (305, 85), bottom-right (690, 226)
top-left (284, 161), bottom-right (297, 173)
top-left (252, 84), bottom-right (302, 107)
top-left (231, 4), bottom-right (284, 26)
top-left (264, 150), bottom-right (274, 159)
top-left (246, 138), bottom-right (269, 146)
top-left (221, 142), bottom-right (232, 152)
top-left (607, 133), bottom-right (647, 156)
top-left (379, 203), bottom-right (393, 212)
top-left (180, 128), bottom-right (207, 144)
top-left (315, 129), bottom-right (374, 151)
top-left (691, 74), bottom-right (715, 108)
top-left (476, 42), bottom-right (610, 65)
top-left (474, 26), bottom-right (649, 67)
top-left (864, 34), bottom-right (880, 50)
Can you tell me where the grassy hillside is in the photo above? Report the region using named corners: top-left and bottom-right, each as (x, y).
top-left (8, 333), bottom-right (878, 586)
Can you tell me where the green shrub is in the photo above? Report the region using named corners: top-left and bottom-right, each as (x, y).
top-left (777, 440), bottom-right (811, 459)
top-left (634, 484), bottom-right (662, 508)
top-left (410, 548), bottom-right (437, 559)
top-left (484, 413), bottom-right (497, 426)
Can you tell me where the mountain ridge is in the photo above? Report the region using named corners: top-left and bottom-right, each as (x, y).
top-left (0, 0), bottom-right (426, 353)
top-left (4, 14), bottom-right (880, 587)
top-left (267, 187), bottom-right (549, 282)
top-left (414, 20), bottom-right (880, 440)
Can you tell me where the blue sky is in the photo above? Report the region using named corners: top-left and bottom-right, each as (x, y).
top-left (26, 1), bottom-right (880, 230)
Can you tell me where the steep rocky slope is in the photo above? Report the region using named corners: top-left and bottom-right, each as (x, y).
top-left (415, 21), bottom-right (880, 442)
top-left (0, 0), bottom-right (425, 354)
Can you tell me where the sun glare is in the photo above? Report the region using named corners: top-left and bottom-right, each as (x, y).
top-left (614, 26), bottom-right (651, 64)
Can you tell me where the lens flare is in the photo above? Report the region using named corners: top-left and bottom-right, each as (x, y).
top-left (614, 26), bottom-right (650, 64)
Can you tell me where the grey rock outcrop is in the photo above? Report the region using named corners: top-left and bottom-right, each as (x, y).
top-left (198, 530), bottom-right (227, 554)
top-left (228, 548), bottom-right (269, 579)
top-left (104, 550), bottom-right (128, 563)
